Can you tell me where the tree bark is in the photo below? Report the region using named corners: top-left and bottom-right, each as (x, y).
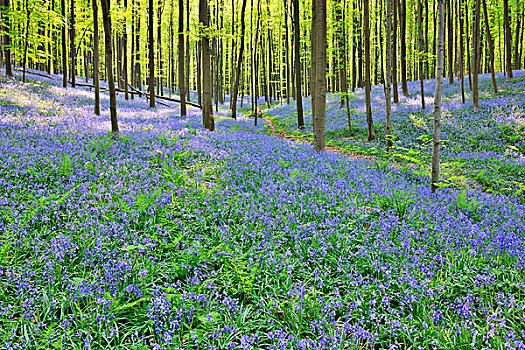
top-left (284, 0), bottom-right (291, 104)
top-left (384, 0), bottom-right (392, 151)
top-left (92, 0), bottom-right (101, 115)
top-left (61, 0), bottom-right (68, 87)
top-left (292, 0), bottom-right (304, 128)
top-left (22, 0), bottom-right (31, 83)
top-left (503, 0), bottom-right (514, 78)
top-left (481, 0), bottom-right (497, 93)
top-left (514, 0), bottom-right (522, 70)
top-left (458, 0), bottom-right (465, 103)
top-left (70, 0), bottom-right (76, 87)
top-left (446, 0), bottom-right (453, 83)
top-left (399, 0), bottom-right (407, 95)
top-left (178, 0), bottom-right (187, 115)
top-left (417, 0), bottom-right (425, 109)
top-left (100, 0), bottom-right (119, 133)
top-left (392, 0), bottom-right (399, 103)
top-left (1, 0), bottom-right (13, 77)
top-left (471, 0), bottom-right (481, 110)
top-left (364, 0), bottom-right (375, 140)
top-left (312, 0), bottom-right (326, 152)
top-left (432, 0), bottom-right (445, 193)
top-left (148, 0), bottom-right (156, 107)
top-left (200, 0), bottom-right (214, 130)
top-left (231, 0), bottom-right (248, 119)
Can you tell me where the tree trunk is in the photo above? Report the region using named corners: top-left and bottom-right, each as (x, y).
top-left (185, 0), bottom-right (190, 101)
top-left (1, 0), bottom-right (13, 77)
top-left (385, 0), bottom-right (392, 152)
top-left (432, 0), bottom-right (445, 193)
top-left (458, 0), bottom-right (465, 103)
top-left (364, 0), bottom-right (375, 140)
top-left (471, 0), bottom-right (480, 110)
top-left (123, 0), bottom-right (128, 100)
top-left (92, 0), bottom-right (101, 115)
top-left (481, 0), bottom-right (497, 93)
top-left (312, 0), bottom-right (326, 152)
top-left (284, 0), bottom-right (291, 104)
top-left (148, 0), bottom-right (156, 107)
top-left (100, 0), bottom-right (119, 133)
top-left (178, 0), bottom-right (187, 115)
top-left (22, 0), bottom-right (31, 83)
top-left (135, 2), bottom-right (141, 91)
top-left (446, 0), bottom-right (453, 83)
top-left (61, 0), bottom-right (68, 87)
top-left (200, 0), bottom-right (214, 130)
top-left (391, 0), bottom-right (399, 103)
top-left (292, 0), bottom-right (304, 128)
top-left (70, 0), bottom-right (76, 87)
top-left (399, 0), bottom-right (407, 95)
top-left (503, 0), bottom-right (513, 78)
top-left (231, 0), bottom-right (248, 119)
top-left (417, 0), bottom-right (425, 109)
top-left (514, 0), bottom-right (522, 70)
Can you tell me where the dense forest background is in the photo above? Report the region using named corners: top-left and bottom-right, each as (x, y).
top-left (1, 0), bottom-right (523, 114)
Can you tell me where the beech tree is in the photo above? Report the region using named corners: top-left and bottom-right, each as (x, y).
top-left (432, 0), bottom-right (445, 193)
top-left (100, 0), bottom-right (119, 133)
top-left (92, 0), bottom-right (100, 115)
top-left (312, 0), bottom-right (326, 152)
top-left (364, 0), bottom-right (375, 141)
top-left (200, 0), bottom-right (213, 130)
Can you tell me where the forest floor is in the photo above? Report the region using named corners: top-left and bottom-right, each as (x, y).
top-left (1, 69), bottom-right (525, 349)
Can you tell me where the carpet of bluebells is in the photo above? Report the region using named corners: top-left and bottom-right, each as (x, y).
top-left (1, 70), bottom-right (525, 350)
top-left (265, 72), bottom-right (525, 199)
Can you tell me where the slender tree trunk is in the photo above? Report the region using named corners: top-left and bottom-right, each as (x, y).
top-left (100, 0), bottom-right (119, 133)
top-left (503, 0), bottom-right (514, 78)
top-left (197, 40), bottom-right (202, 105)
top-left (130, 0), bottom-right (135, 99)
top-left (399, 0), bottom-right (407, 95)
top-left (284, 0), bottom-right (291, 104)
top-left (70, 0), bottom-right (76, 87)
top-left (61, 0), bottom-right (68, 87)
top-left (123, 0), bottom-right (128, 99)
top-left (148, 0), bottom-right (156, 107)
top-left (312, 0), bottom-right (326, 152)
top-left (364, 0), bottom-right (375, 140)
top-left (134, 4), bottom-right (141, 90)
top-left (417, 0), bottom-right (425, 109)
top-left (92, 0), bottom-right (101, 115)
top-left (446, 0), bottom-right (453, 83)
top-left (432, 0), bottom-right (445, 193)
top-left (385, 0), bottom-right (392, 152)
top-left (1, 0), bottom-right (13, 77)
top-left (514, 0), bottom-right (522, 70)
top-left (231, 0), bottom-right (248, 119)
top-left (22, 0), bottom-right (31, 83)
top-left (481, 0), bottom-right (497, 93)
top-left (178, 0), bottom-right (187, 115)
top-left (185, 0), bottom-right (190, 101)
top-left (458, 0), bottom-right (465, 103)
top-left (292, 0), bottom-right (304, 128)
top-left (157, 1), bottom-right (164, 96)
top-left (200, 0), bottom-right (214, 130)
top-left (465, 3), bottom-right (472, 90)
top-left (471, 0), bottom-right (480, 110)
top-left (392, 0), bottom-right (399, 103)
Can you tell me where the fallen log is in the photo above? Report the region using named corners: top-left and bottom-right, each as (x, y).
top-left (127, 83), bottom-right (202, 109)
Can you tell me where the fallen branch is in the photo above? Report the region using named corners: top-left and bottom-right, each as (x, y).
top-left (128, 83), bottom-right (202, 109)
top-left (13, 68), bottom-right (54, 80)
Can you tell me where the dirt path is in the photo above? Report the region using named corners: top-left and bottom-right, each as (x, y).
top-left (261, 116), bottom-right (376, 162)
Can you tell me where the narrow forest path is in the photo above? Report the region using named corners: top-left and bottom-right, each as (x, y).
top-left (261, 110), bottom-right (482, 193)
